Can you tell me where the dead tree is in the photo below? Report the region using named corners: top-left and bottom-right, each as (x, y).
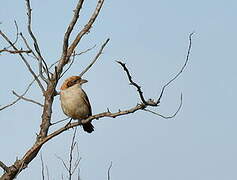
top-left (0, 0), bottom-right (193, 179)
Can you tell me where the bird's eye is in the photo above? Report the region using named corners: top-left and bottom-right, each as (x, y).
top-left (67, 79), bottom-right (79, 87)
top-left (72, 79), bottom-right (78, 83)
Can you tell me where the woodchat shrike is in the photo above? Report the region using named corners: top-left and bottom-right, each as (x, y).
top-left (60, 76), bottom-right (94, 133)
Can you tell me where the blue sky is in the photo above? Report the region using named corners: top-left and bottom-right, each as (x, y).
top-left (0, 0), bottom-right (237, 180)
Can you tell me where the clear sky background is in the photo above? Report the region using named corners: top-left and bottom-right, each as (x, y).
top-left (0, 0), bottom-right (237, 180)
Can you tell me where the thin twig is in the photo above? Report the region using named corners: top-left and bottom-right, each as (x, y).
top-left (157, 32), bottom-right (194, 104)
top-left (46, 165), bottom-right (50, 180)
top-left (12, 91), bottom-right (43, 107)
top-left (68, 128), bottom-right (77, 180)
top-left (0, 30), bottom-right (45, 92)
top-left (61, 0), bottom-right (84, 62)
top-left (5, 20), bottom-right (19, 49)
top-left (72, 44), bottom-right (96, 57)
top-left (60, 44), bottom-right (98, 78)
top-left (0, 78), bottom-right (35, 111)
top-left (40, 153), bottom-right (45, 180)
top-left (60, 51), bottom-right (76, 79)
top-left (143, 93), bottom-right (183, 119)
top-left (0, 49), bottom-right (31, 54)
top-left (72, 143), bottom-right (81, 175)
top-left (107, 161), bottom-right (113, 180)
top-left (55, 155), bottom-right (69, 172)
top-left (79, 38), bottom-right (110, 77)
top-left (60, 0), bottom-right (105, 66)
top-left (117, 61), bottom-right (148, 105)
top-left (25, 0), bottom-right (50, 82)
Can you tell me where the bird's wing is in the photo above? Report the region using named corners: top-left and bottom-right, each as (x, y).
top-left (81, 89), bottom-right (92, 116)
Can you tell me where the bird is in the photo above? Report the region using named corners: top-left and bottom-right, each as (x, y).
top-left (60, 76), bottom-right (94, 133)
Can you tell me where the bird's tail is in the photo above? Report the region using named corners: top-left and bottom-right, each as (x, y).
top-left (82, 122), bottom-right (94, 133)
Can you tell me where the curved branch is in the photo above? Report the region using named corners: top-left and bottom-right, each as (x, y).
top-left (157, 32), bottom-right (194, 104)
top-left (143, 93), bottom-right (183, 119)
top-left (107, 162), bottom-right (113, 180)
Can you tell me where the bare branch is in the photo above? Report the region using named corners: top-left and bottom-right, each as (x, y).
top-left (36, 104), bottom-right (146, 146)
top-left (61, 0), bottom-right (105, 65)
top-left (20, 33), bottom-right (39, 59)
top-left (0, 49), bottom-right (31, 54)
top-left (25, 0), bottom-right (50, 82)
top-left (0, 1), bottom-right (106, 179)
top-left (0, 161), bottom-right (9, 173)
top-left (0, 30), bottom-right (45, 92)
top-left (5, 21), bottom-right (19, 49)
top-left (157, 32), bottom-right (194, 104)
top-left (12, 91), bottom-right (43, 107)
top-left (40, 154), bottom-right (45, 180)
top-left (117, 61), bottom-right (158, 106)
top-left (107, 162), bottom-right (113, 180)
top-left (48, 44), bottom-right (96, 78)
top-left (60, 51), bottom-right (76, 79)
top-left (46, 165), bottom-right (50, 180)
top-left (72, 44), bottom-right (96, 57)
top-left (79, 38), bottom-right (110, 77)
top-left (51, 117), bottom-right (70, 126)
top-left (62, 0), bottom-right (84, 62)
top-left (55, 155), bottom-right (69, 172)
top-left (0, 78), bottom-right (35, 111)
top-left (68, 128), bottom-right (77, 180)
top-left (143, 93), bottom-right (183, 119)
top-left (61, 44), bottom-right (98, 78)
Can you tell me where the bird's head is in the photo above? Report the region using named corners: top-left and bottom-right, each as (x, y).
top-left (60, 76), bottom-right (88, 90)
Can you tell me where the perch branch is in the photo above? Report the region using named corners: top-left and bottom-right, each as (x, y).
top-left (79, 38), bottom-right (110, 77)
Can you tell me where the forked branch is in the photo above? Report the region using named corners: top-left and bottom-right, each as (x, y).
top-left (0, 30), bottom-right (45, 92)
top-left (25, 0), bottom-right (50, 82)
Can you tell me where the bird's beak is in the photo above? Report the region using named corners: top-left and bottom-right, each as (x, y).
top-left (80, 79), bottom-right (88, 84)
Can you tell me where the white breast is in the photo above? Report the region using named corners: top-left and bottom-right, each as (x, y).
top-left (60, 85), bottom-right (90, 119)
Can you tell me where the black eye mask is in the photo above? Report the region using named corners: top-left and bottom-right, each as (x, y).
top-left (67, 79), bottom-right (80, 87)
